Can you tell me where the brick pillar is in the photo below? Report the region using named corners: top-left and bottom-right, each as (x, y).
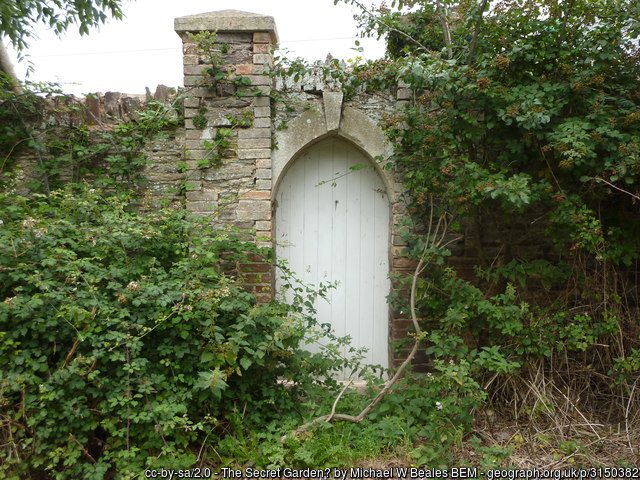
top-left (175, 10), bottom-right (278, 300)
top-left (389, 80), bottom-right (427, 369)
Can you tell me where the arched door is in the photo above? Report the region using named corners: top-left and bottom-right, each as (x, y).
top-left (275, 137), bottom-right (390, 372)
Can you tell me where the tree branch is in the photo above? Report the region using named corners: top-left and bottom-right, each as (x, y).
top-left (283, 207), bottom-right (454, 441)
top-left (436, 1), bottom-right (453, 59)
top-left (345, 0), bottom-right (431, 53)
top-left (468, 0), bottom-right (489, 65)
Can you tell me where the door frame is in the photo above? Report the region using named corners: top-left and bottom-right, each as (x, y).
top-left (272, 132), bottom-right (394, 369)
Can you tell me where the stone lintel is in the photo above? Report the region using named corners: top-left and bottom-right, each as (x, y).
top-left (174, 10), bottom-right (279, 46)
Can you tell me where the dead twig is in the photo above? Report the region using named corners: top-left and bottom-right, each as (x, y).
top-left (327, 381), bottom-right (352, 423)
top-left (625, 376), bottom-right (639, 454)
top-left (284, 208), bottom-right (455, 441)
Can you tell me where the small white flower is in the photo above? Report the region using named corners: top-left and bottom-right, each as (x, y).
top-left (0, 219), bottom-right (4, 225)
top-left (436, 401), bottom-right (443, 411)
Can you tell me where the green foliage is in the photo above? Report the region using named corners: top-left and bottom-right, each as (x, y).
top-left (197, 113), bottom-right (255, 170)
top-left (192, 107), bottom-right (208, 130)
top-left (0, 187), bottom-right (354, 478)
top-left (0, 78), bottom-right (61, 182)
top-left (189, 32), bottom-right (262, 99)
top-left (327, 0), bottom-right (640, 442)
top-left (207, 362), bottom-right (487, 469)
top-left (189, 31), bottom-right (226, 88)
top-left (0, 0), bottom-right (124, 51)
top-left (0, 82), bottom-right (179, 192)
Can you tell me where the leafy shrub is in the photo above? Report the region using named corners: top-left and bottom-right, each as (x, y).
top-left (0, 186), bottom-right (341, 478)
top-left (330, 0), bottom-right (640, 427)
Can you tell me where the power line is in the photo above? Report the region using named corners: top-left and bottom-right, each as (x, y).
top-left (29, 36), bottom-right (363, 58)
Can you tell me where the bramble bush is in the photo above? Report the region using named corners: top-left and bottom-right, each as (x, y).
top-left (0, 186), bottom-right (356, 478)
top-left (335, 0), bottom-right (640, 429)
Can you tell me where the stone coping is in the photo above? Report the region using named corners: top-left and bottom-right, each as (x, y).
top-left (174, 9), bottom-right (279, 46)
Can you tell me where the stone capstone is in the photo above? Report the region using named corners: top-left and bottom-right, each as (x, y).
top-left (174, 10), bottom-right (279, 46)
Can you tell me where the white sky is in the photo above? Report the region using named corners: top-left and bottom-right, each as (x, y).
top-left (6, 0), bottom-right (386, 96)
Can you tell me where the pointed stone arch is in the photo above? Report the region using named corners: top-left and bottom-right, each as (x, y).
top-left (272, 99), bottom-right (396, 203)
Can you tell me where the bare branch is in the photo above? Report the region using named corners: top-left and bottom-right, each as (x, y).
top-left (327, 380), bottom-right (352, 422)
top-left (283, 204), bottom-right (454, 440)
top-left (468, 0), bottom-right (489, 65)
top-left (593, 177), bottom-right (640, 202)
top-left (436, 1), bottom-right (453, 59)
top-left (346, 0), bottom-right (431, 53)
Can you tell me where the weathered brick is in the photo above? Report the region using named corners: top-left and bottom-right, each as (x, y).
top-left (255, 220), bottom-right (272, 231)
top-left (253, 53), bottom-right (273, 65)
top-left (183, 75), bottom-right (205, 87)
top-left (185, 149), bottom-right (209, 160)
top-left (253, 96), bottom-right (270, 107)
top-left (253, 43), bottom-right (270, 54)
top-left (254, 106), bottom-right (270, 118)
top-left (255, 158), bottom-right (271, 169)
top-left (185, 139), bottom-right (206, 149)
top-left (184, 181), bottom-right (202, 191)
top-left (255, 168), bottom-right (272, 179)
top-left (186, 128), bottom-right (213, 140)
top-left (184, 108), bottom-right (199, 119)
top-left (253, 117), bottom-right (271, 128)
top-left (187, 200), bottom-right (218, 212)
top-left (237, 199), bottom-right (271, 221)
top-left (238, 148), bottom-right (271, 159)
top-left (249, 75), bottom-right (271, 86)
top-left (253, 32), bottom-right (272, 44)
top-left (393, 257), bottom-right (415, 269)
top-left (392, 235), bottom-right (407, 246)
top-left (184, 64), bottom-right (210, 76)
top-left (238, 128), bottom-right (270, 139)
top-left (186, 190), bottom-right (217, 202)
top-left (255, 179), bottom-right (271, 190)
top-left (238, 137), bottom-right (270, 149)
top-left (183, 97), bottom-right (201, 108)
top-left (241, 190), bottom-right (270, 200)
top-left (183, 54), bottom-right (199, 66)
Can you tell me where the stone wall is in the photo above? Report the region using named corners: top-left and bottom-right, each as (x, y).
top-left (8, 9), bottom-right (482, 369)
top-left (11, 89), bottom-right (184, 205)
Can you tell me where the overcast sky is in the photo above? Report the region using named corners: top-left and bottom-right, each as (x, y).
top-left (6, 0), bottom-right (386, 96)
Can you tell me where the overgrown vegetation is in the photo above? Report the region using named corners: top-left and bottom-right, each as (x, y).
top-left (330, 0), bottom-right (639, 464)
top-left (0, 78), bottom-right (179, 192)
top-left (0, 185), bottom-right (374, 477)
top-left (2, 0), bottom-right (640, 474)
top-left (274, 0), bottom-right (640, 466)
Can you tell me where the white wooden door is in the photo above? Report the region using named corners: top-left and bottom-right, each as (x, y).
top-left (275, 137), bottom-right (390, 374)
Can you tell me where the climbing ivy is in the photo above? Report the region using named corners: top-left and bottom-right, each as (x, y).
top-left (326, 0), bottom-right (640, 430)
top-left (0, 80), bottom-right (180, 192)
